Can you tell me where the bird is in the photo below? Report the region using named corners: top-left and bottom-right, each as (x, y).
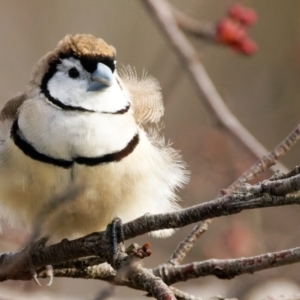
top-left (0, 34), bottom-right (188, 243)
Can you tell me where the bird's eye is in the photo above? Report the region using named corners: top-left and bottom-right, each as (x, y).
top-left (68, 67), bottom-right (80, 79)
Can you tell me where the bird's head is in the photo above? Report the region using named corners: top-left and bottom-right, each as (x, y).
top-left (27, 34), bottom-right (129, 114)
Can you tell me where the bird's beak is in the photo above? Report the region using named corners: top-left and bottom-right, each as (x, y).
top-left (87, 63), bottom-right (114, 92)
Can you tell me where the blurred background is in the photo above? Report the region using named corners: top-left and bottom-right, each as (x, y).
top-left (1, 0), bottom-right (300, 299)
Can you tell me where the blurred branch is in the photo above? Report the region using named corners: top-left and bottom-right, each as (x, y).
top-left (174, 5), bottom-right (257, 56)
top-left (262, 295), bottom-right (300, 300)
top-left (142, 0), bottom-right (288, 174)
top-left (173, 7), bottom-right (216, 41)
top-left (170, 287), bottom-right (202, 300)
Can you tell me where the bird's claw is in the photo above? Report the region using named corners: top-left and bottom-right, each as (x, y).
top-left (107, 218), bottom-right (125, 268)
top-left (25, 237), bottom-right (53, 286)
top-left (27, 242), bottom-right (42, 287)
top-left (32, 272), bottom-right (42, 287)
top-left (45, 265), bottom-right (54, 286)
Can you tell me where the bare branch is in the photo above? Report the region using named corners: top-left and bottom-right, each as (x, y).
top-left (123, 173), bottom-right (300, 240)
top-left (1, 169), bottom-right (300, 285)
top-left (269, 165), bottom-right (300, 181)
top-left (153, 246), bottom-right (300, 285)
top-left (39, 242), bottom-right (300, 295)
top-left (142, 0), bottom-right (288, 173)
top-left (51, 256), bottom-right (105, 269)
top-left (228, 171), bottom-right (300, 196)
top-left (39, 263), bottom-right (116, 281)
top-left (170, 286), bottom-right (202, 300)
top-left (114, 245), bottom-right (176, 300)
top-left (129, 266), bottom-right (176, 300)
top-left (0, 175), bottom-right (300, 281)
top-left (223, 123), bottom-right (300, 194)
top-left (173, 7), bottom-right (215, 41)
top-left (168, 220), bottom-right (211, 266)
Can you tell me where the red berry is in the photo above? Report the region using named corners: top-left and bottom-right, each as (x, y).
top-left (238, 38), bottom-right (258, 55)
top-left (216, 18), bottom-right (247, 44)
top-left (229, 4), bottom-right (257, 26)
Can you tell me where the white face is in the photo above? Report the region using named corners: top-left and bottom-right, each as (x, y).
top-left (46, 57), bottom-right (130, 113)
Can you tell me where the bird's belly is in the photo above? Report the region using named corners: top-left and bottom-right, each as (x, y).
top-left (0, 131), bottom-right (183, 240)
top-left (0, 143), bottom-right (73, 231)
top-left (0, 140), bottom-right (136, 239)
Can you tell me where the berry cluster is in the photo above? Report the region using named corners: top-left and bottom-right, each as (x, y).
top-left (215, 4), bottom-right (257, 55)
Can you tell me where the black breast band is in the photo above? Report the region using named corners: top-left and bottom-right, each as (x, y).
top-left (10, 119), bottom-right (139, 169)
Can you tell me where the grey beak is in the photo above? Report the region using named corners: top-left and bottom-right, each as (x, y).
top-left (87, 63), bottom-right (114, 92)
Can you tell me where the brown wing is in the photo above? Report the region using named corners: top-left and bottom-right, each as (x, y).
top-left (118, 66), bottom-right (164, 125)
top-left (0, 93), bottom-right (27, 122)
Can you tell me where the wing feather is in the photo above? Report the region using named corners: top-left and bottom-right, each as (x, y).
top-left (0, 93), bottom-right (27, 121)
top-left (118, 66), bottom-right (164, 125)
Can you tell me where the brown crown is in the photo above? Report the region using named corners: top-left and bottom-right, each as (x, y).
top-left (57, 34), bottom-right (116, 58)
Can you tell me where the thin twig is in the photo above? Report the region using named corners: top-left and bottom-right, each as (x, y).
top-left (170, 286), bottom-right (203, 300)
top-left (223, 122), bottom-right (300, 194)
top-left (168, 220), bottom-right (211, 266)
top-left (128, 266), bottom-right (176, 300)
top-left (142, 0), bottom-right (288, 174)
top-left (153, 246), bottom-right (300, 285)
top-left (173, 7), bottom-right (215, 41)
top-left (269, 165), bottom-right (300, 181)
top-left (231, 171), bottom-right (300, 196)
top-left (122, 172), bottom-right (300, 240)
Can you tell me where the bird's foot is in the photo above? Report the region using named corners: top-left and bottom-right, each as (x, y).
top-left (105, 218), bottom-right (125, 268)
top-left (25, 237), bottom-right (53, 286)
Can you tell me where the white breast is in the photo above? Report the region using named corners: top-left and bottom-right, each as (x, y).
top-left (17, 98), bottom-right (137, 159)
